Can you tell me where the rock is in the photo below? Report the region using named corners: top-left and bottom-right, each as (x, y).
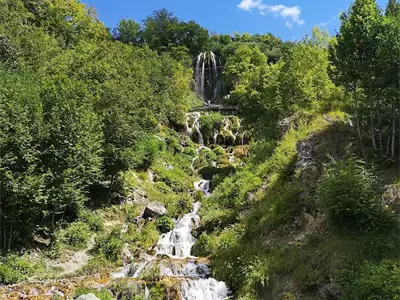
top-left (122, 243), bottom-right (133, 265)
top-left (125, 188), bottom-right (147, 205)
top-left (382, 184), bottom-right (400, 216)
top-left (143, 202), bottom-right (167, 219)
top-left (76, 294), bottom-right (101, 300)
top-left (279, 115), bottom-right (298, 134)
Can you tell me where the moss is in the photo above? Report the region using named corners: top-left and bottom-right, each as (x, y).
top-left (74, 288), bottom-right (114, 300)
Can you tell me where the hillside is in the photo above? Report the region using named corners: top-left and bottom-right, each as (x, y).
top-left (1, 0), bottom-right (400, 299)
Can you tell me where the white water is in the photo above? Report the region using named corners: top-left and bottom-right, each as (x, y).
top-left (156, 202), bottom-right (200, 258)
top-left (194, 180), bottom-right (211, 196)
top-left (186, 112), bottom-right (204, 146)
top-left (111, 190), bottom-right (229, 300)
top-left (194, 51), bottom-right (221, 104)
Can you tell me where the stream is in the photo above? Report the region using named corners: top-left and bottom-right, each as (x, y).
top-left (111, 113), bottom-right (230, 299)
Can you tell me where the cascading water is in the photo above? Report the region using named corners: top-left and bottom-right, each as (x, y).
top-left (111, 201), bottom-right (229, 300)
top-left (194, 51), bottom-right (222, 105)
top-left (186, 112), bottom-right (204, 146)
top-left (111, 123), bottom-right (229, 299)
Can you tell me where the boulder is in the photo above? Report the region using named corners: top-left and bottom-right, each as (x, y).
top-left (143, 202), bottom-right (167, 219)
top-left (76, 294), bottom-right (101, 300)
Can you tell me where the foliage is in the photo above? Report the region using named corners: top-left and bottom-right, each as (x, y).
top-left (57, 222), bottom-right (91, 249)
top-left (94, 229), bottom-right (124, 262)
top-left (107, 280), bottom-right (146, 300)
top-left (156, 216), bottom-right (175, 234)
top-left (0, 254), bottom-right (36, 284)
top-left (140, 263), bottom-right (161, 282)
top-left (338, 260), bottom-right (400, 300)
top-left (317, 158), bottom-right (393, 231)
top-left (211, 171), bottom-right (261, 210)
top-left (74, 288), bottom-right (114, 300)
top-left (78, 210), bottom-right (104, 232)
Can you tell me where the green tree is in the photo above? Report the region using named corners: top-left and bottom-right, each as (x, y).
top-left (40, 77), bottom-right (103, 224)
top-left (386, 0), bottom-right (400, 16)
top-left (0, 68), bottom-right (45, 249)
top-left (332, 0), bottom-right (382, 149)
top-left (142, 9), bottom-right (210, 55)
top-left (376, 15), bottom-right (400, 157)
top-left (114, 18), bottom-right (141, 45)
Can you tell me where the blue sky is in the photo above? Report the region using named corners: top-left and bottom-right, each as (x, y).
top-left (82, 0), bottom-right (387, 41)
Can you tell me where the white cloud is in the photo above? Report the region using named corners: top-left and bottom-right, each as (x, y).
top-left (238, 0), bottom-right (263, 11)
top-left (237, 1), bottom-right (305, 29)
top-left (319, 16), bottom-right (336, 27)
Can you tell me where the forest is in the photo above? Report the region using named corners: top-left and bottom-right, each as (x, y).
top-left (0, 0), bottom-right (400, 299)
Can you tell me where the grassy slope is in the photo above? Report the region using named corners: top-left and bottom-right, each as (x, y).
top-left (195, 111), bottom-right (400, 300)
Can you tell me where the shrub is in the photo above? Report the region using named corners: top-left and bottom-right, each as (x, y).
top-left (140, 263), bottom-right (161, 282)
top-left (74, 288), bottom-right (114, 300)
top-left (76, 253), bottom-right (114, 276)
top-left (212, 171), bottom-right (261, 210)
top-left (94, 229), bottom-right (124, 262)
top-left (107, 280), bottom-right (145, 300)
top-left (192, 233), bottom-right (217, 257)
top-left (156, 216), bottom-right (175, 233)
top-left (0, 255), bottom-right (35, 284)
top-left (58, 222), bottom-right (90, 249)
top-left (337, 260), bottom-right (400, 300)
top-left (79, 210), bottom-right (104, 232)
top-left (317, 158), bottom-right (391, 231)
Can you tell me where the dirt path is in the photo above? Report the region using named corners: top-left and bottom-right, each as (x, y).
top-left (58, 236), bottom-right (95, 276)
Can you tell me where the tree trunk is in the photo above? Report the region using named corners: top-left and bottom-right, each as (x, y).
top-left (369, 89), bottom-right (376, 150)
top-left (377, 97), bottom-right (383, 150)
top-left (354, 82), bottom-right (364, 154)
top-left (3, 223), bottom-right (7, 250)
top-left (7, 222), bottom-right (12, 251)
top-left (391, 99), bottom-right (396, 159)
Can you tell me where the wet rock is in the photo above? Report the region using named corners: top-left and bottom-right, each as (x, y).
top-left (382, 184), bottom-right (400, 216)
top-left (143, 202), bottom-right (167, 219)
top-left (76, 293), bottom-right (101, 300)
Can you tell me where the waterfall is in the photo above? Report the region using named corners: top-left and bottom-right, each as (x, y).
top-left (186, 112), bottom-right (204, 146)
top-left (112, 201), bottom-right (230, 300)
top-left (194, 51), bottom-right (221, 104)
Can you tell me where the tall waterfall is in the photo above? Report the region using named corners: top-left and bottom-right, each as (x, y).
top-left (194, 51), bottom-right (222, 105)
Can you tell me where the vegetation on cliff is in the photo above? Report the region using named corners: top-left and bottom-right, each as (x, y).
top-left (1, 0), bottom-right (400, 299)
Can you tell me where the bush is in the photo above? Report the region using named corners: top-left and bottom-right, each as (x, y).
top-left (317, 158), bottom-right (391, 231)
top-left (94, 229), bottom-right (124, 262)
top-left (120, 135), bottom-right (162, 171)
top-left (107, 280), bottom-right (145, 300)
top-left (0, 255), bottom-right (35, 284)
top-left (76, 254), bottom-right (114, 276)
top-left (74, 288), bottom-right (114, 300)
top-left (337, 260), bottom-right (400, 300)
top-left (212, 171), bottom-right (261, 210)
top-left (79, 210), bottom-right (104, 232)
top-left (58, 222), bottom-right (91, 249)
top-left (140, 262), bottom-right (161, 282)
top-left (192, 233), bottom-right (217, 257)
top-left (156, 216), bottom-right (175, 233)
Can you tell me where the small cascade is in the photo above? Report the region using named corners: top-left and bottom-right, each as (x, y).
top-left (112, 201), bottom-right (229, 300)
top-left (213, 129), bottom-right (219, 145)
top-left (186, 112), bottom-right (204, 146)
top-left (156, 202), bottom-right (200, 258)
top-left (194, 51), bottom-right (222, 104)
top-left (194, 180), bottom-right (211, 196)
